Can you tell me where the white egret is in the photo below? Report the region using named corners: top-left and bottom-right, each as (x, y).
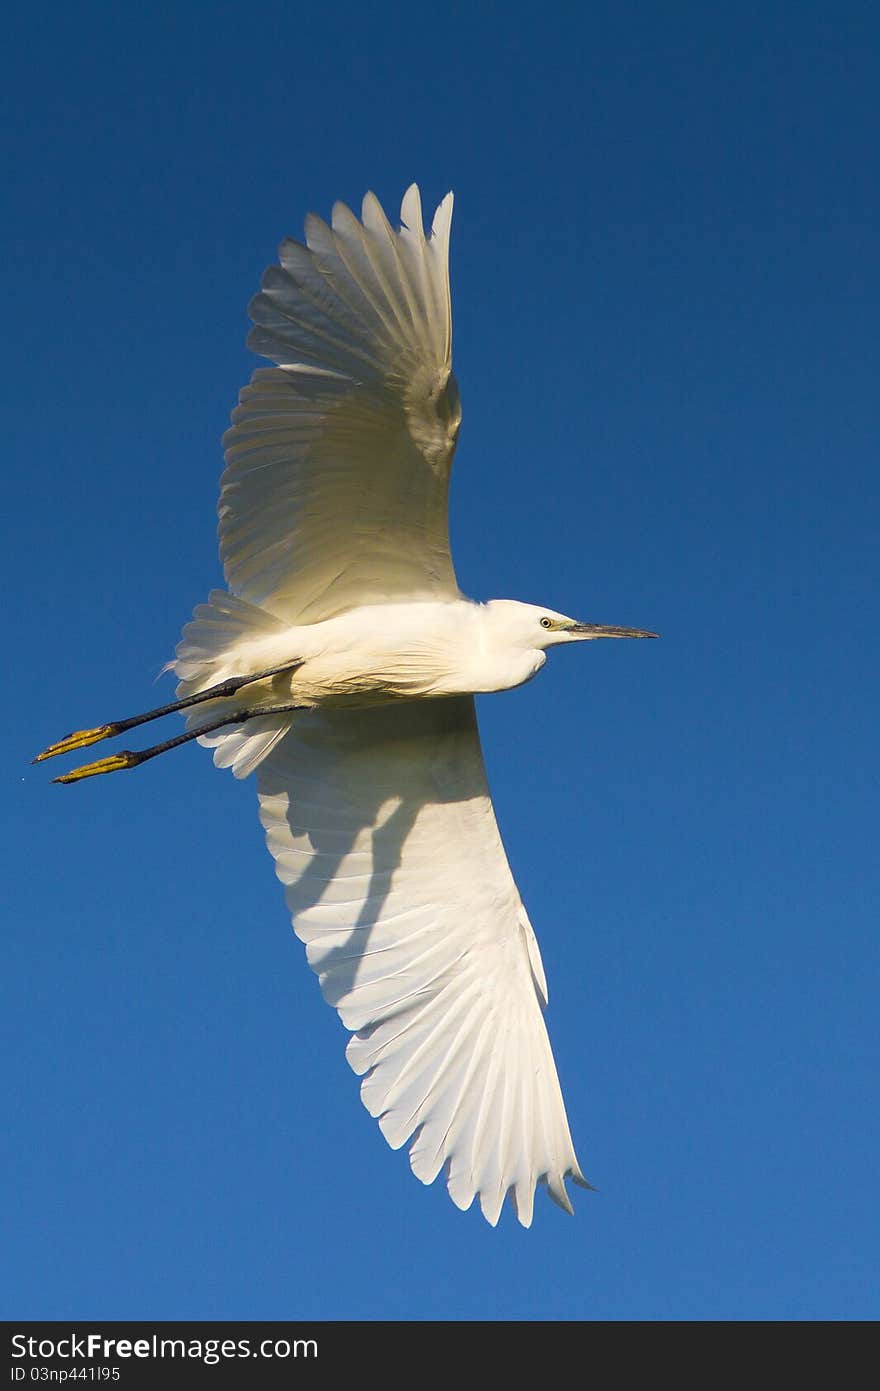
top-left (37, 186), bottom-right (656, 1226)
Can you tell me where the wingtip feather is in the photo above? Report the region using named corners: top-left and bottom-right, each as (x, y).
top-left (400, 183), bottom-right (424, 238)
top-left (361, 189), bottom-right (394, 238)
top-left (431, 191), bottom-right (454, 246)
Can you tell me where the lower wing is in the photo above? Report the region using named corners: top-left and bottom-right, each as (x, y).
top-left (256, 695), bottom-right (587, 1226)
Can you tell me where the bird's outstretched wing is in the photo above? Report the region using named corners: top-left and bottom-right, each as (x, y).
top-left (258, 697), bottom-right (587, 1226)
top-left (220, 186), bottom-right (461, 623)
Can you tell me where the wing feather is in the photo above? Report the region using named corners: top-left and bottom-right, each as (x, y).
top-left (221, 186), bottom-right (461, 622)
top-left (257, 697), bottom-right (587, 1226)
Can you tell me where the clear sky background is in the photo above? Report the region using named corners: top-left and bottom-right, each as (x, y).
top-left (4, 1), bottom-right (878, 1321)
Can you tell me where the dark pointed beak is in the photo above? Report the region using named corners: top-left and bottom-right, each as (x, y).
top-left (566, 623), bottom-right (659, 639)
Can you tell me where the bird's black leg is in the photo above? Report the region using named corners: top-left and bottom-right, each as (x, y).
top-left (50, 701), bottom-right (306, 784)
top-left (34, 661), bottom-right (303, 764)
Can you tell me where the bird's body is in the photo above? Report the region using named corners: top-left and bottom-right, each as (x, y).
top-left (37, 185), bottom-right (656, 1227)
top-left (178, 598), bottom-right (550, 714)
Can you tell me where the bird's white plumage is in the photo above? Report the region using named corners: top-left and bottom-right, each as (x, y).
top-left (175, 590), bottom-right (293, 778)
top-left (179, 186), bottom-right (588, 1224)
top-left (220, 187), bottom-right (460, 623)
top-left (257, 696), bottom-right (586, 1226)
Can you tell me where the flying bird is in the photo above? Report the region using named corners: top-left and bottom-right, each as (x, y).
top-left (36, 186), bottom-right (656, 1226)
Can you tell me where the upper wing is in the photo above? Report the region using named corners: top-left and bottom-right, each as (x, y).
top-left (257, 696), bottom-right (587, 1227)
top-left (220, 185), bottom-right (462, 624)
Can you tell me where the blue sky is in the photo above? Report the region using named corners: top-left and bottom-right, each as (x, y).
top-left (4, 1), bottom-right (878, 1320)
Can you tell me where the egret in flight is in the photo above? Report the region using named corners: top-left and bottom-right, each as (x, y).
top-left (36, 186), bottom-right (656, 1226)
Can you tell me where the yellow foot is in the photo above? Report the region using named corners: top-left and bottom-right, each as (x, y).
top-left (34, 724), bottom-right (117, 763)
top-left (52, 752), bottom-right (138, 784)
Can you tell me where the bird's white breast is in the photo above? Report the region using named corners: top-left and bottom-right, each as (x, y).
top-left (276, 599), bottom-right (546, 706)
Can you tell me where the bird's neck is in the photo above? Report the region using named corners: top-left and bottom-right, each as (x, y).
top-left (466, 603), bottom-right (547, 695)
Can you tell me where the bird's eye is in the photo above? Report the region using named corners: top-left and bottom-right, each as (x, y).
top-left (540, 617), bottom-right (553, 629)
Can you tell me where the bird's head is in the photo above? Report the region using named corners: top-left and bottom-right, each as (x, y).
top-left (486, 600), bottom-right (658, 651)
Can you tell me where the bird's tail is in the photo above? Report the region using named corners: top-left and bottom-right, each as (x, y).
top-left (174, 590), bottom-right (295, 779)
